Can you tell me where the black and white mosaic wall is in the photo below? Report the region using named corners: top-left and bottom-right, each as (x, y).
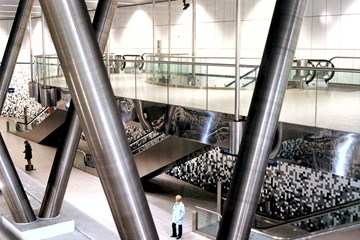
top-left (167, 147), bottom-right (360, 222)
top-left (1, 64), bottom-right (43, 118)
top-left (260, 162), bottom-right (360, 220)
top-left (167, 147), bottom-right (234, 193)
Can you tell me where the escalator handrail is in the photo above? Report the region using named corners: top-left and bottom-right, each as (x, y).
top-left (129, 130), bottom-right (157, 145)
top-left (224, 66), bottom-right (259, 87)
top-left (16, 107), bottom-right (50, 127)
top-left (329, 56), bottom-right (360, 62)
top-left (294, 59), bottom-right (336, 84)
top-left (122, 54), bottom-right (144, 70)
top-left (257, 198), bottom-right (360, 231)
top-left (130, 132), bottom-right (166, 154)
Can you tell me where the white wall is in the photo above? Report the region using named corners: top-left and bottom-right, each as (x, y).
top-left (1, 0), bottom-right (360, 84)
top-left (0, 18), bottom-right (31, 62)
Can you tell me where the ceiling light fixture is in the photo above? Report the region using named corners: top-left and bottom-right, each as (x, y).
top-left (182, 0), bottom-right (190, 10)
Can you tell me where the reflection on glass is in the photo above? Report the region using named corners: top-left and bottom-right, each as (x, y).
top-left (33, 55), bottom-right (360, 135)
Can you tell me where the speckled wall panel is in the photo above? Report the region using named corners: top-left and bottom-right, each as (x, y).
top-left (167, 147), bottom-right (360, 220)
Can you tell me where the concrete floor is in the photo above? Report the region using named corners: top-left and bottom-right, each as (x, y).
top-left (0, 117), bottom-right (216, 239)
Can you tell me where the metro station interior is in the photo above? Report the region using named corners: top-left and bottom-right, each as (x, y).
top-left (0, 0), bottom-right (360, 239)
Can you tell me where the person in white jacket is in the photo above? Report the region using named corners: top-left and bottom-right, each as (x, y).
top-left (171, 195), bottom-right (185, 239)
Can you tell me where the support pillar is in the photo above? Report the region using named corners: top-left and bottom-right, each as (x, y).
top-left (0, 134), bottom-right (36, 223)
top-left (38, 103), bottom-right (81, 218)
top-left (0, 0), bottom-right (36, 224)
top-left (0, 0), bottom-right (34, 110)
top-left (39, 0), bottom-right (118, 219)
top-left (217, 1), bottom-right (307, 239)
top-left (229, 120), bottom-right (245, 155)
top-left (39, 1), bottom-right (159, 239)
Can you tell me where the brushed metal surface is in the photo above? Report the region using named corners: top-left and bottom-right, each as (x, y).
top-left (39, 0), bottom-right (118, 220)
top-left (0, 134), bottom-right (36, 223)
top-left (0, 0), bottom-right (34, 111)
top-left (39, 0), bottom-right (158, 239)
top-left (0, 0), bottom-right (36, 224)
top-left (218, 1), bottom-right (308, 239)
top-left (38, 103), bottom-right (81, 218)
top-left (135, 135), bottom-right (206, 178)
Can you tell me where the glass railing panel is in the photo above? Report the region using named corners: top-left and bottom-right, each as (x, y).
top-left (45, 56), bottom-right (62, 79)
top-left (168, 62), bottom-right (208, 110)
top-left (195, 207), bottom-right (221, 238)
top-left (136, 59), bottom-right (169, 104)
top-left (110, 64), bottom-right (137, 99)
top-left (279, 67), bottom-right (317, 127)
top-left (34, 55), bottom-right (66, 88)
top-left (32, 55), bottom-right (360, 135)
top-left (34, 56), bottom-right (43, 83)
top-left (256, 201), bottom-right (360, 239)
top-left (238, 66), bottom-right (257, 117)
top-left (315, 70), bottom-right (360, 133)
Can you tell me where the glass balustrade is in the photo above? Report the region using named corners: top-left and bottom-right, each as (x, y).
top-left (193, 206), bottom-right (221, 239)
top-left (32, 55), bottom-right (360, 134)
top-left (193, 200), bottom-right (360, 239)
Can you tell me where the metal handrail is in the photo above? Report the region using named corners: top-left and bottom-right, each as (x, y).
top-left (195, 206), bottom-right (222, 219)
top-left (259, 198), bottom-right (360, 230)
top-left (130, 132), bottom-right (165, 154)
top-left (224, 67), bottom-right (258, 87)
top-left (252, 221), bottom-right (360, 240)
top-left (195, 199), bottom-right (360, 239)
top-left (33, 54), bottom-right (360, 73)
top-left (16, 107), bottom-right (50, 127)
top-left (329, 56), bottom-right (360, 62)
top-left (110, 58), bottom-right (360, 74)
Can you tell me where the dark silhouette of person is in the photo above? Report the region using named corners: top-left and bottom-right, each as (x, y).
top-left (23, 140), bottom-right (33, 170)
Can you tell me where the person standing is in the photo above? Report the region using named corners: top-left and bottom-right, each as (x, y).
top-left (23, 140), bottom-right (33, 170)
top-left (171, 195), bottom-right (185, 239)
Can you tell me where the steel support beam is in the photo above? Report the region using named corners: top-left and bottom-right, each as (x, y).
top-left (39, 0), bottom-right (118, 219)
top-left (38, 102), bottom-right (81, 218)
top-left (217, 1), bottom-right (307, 239)
top-left (0, 0), bottom-right (36, 224)
top-left (92, 0), bottom-right (118, 53)
top-left (38, 1), bottom-right (159, 239)
top-left (0, 0), bottom-right (34, 111)
top-left (0, 134), bottom-right (36, 223)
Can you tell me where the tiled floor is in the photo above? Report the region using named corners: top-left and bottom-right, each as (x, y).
top-left (0, 117), bottom-right (216, 239)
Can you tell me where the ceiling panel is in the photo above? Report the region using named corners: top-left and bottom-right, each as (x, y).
top-left (0, 0), bottom-right (169, 19)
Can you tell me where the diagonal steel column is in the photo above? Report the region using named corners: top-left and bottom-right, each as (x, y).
top-left (38, 1), bottom-right (159, 239)
top-left (0, 0), bottom-right (34, 110)
top-left (0, 134), bottom-right (36, 223)
top-left (217, 1), bottom-right (307, 239)
top-left (39, 0), bottom-right (118, 219)
top-left (38, 102), bottom-right (81, 218)
top-left (0, 0), bottom-right (36, 224)
top-left (92, 0), bottom-right (118, 54)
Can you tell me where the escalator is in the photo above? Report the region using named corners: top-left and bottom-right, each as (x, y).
top-left (224, 67), bottom-right (258, 88)
top-left (135, 135), bottom-right (207, 180)
top-left (78, 130), bottom-right (209, 180)
top-left (251, 199), bottom-right (360, 239)
top-left (193, 199), bottom-right (360, 239)
top-left (292, 59), bottom-right (335, 84)
top-left (11, 108), bottom-right (67, 146)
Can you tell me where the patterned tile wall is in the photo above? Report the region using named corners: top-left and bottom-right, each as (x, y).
top-left (1, 64), bottom-right (43, 118)
top-left (167, 147), bottom-right (360, 220)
